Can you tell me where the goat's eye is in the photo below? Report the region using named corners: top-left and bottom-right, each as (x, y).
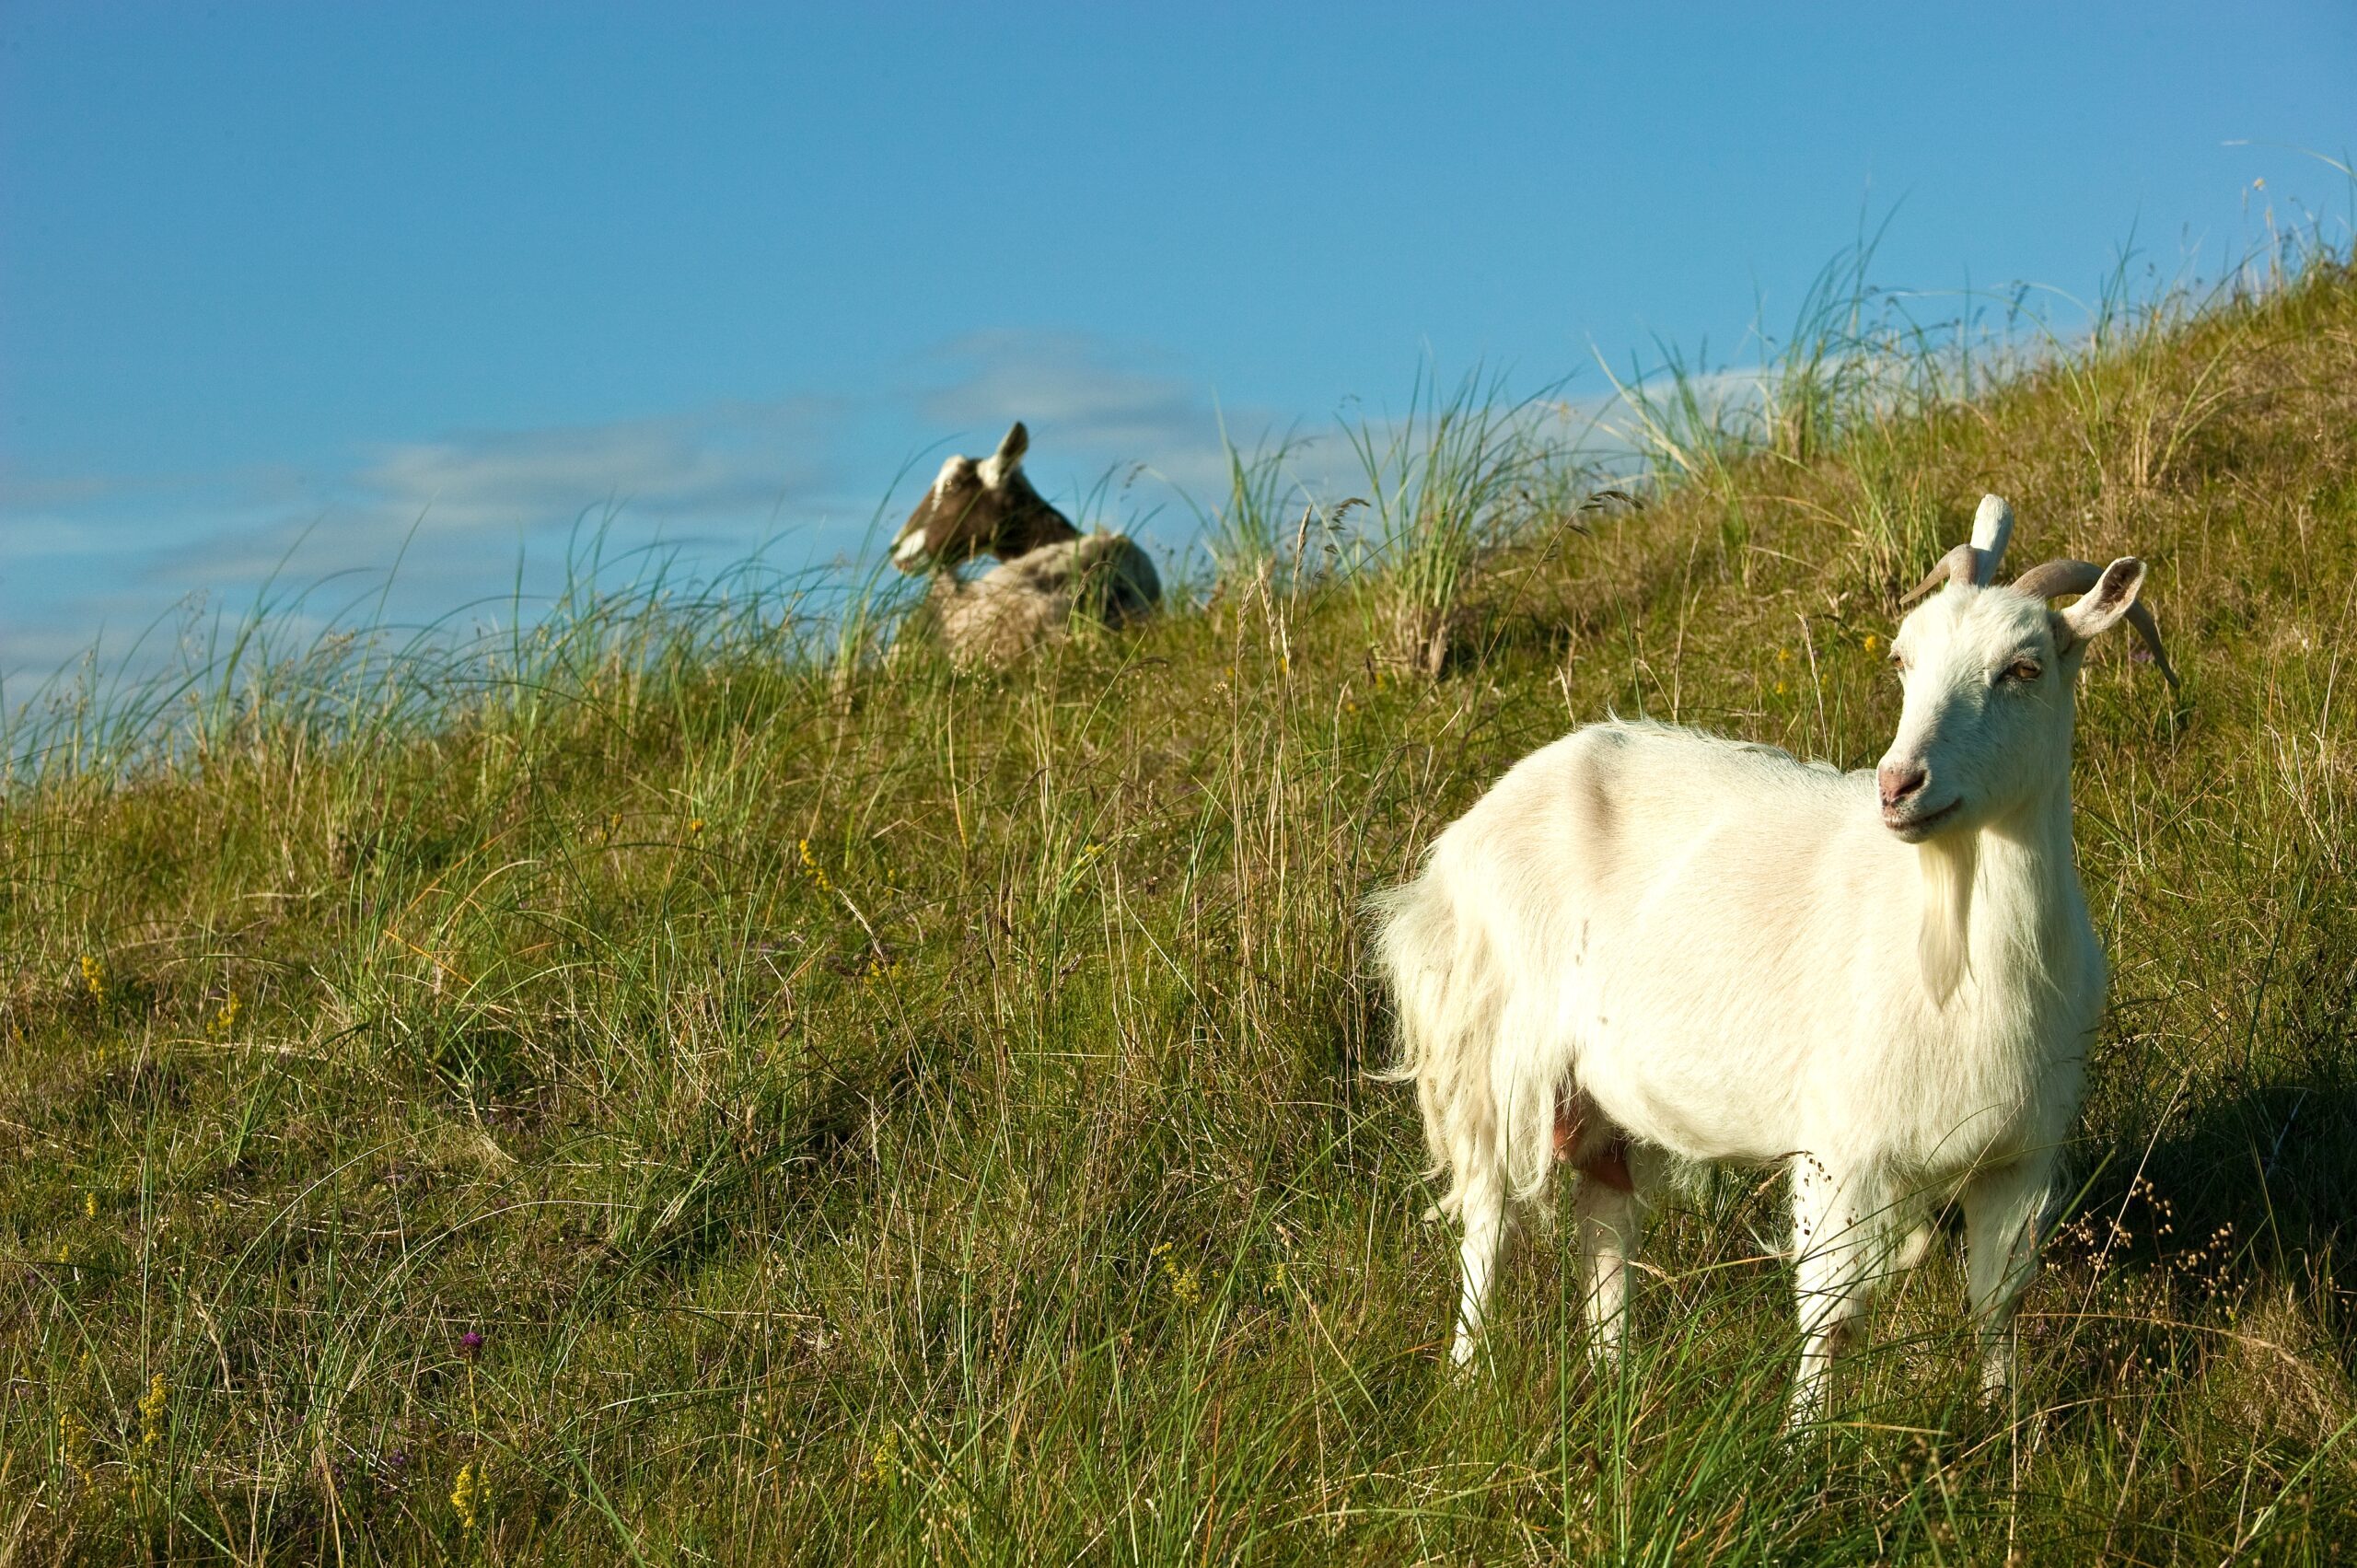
top-left (1886, 653), bottom-right (1904, 675)
top-left (2002, 659), bottom-right (2042, 685)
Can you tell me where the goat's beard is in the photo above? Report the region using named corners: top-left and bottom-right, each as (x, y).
top-left (1916, 834), bottom-right (1978, 1006)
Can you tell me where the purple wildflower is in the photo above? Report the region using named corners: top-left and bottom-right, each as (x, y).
top-left (459, 1330), bottom-right (484, 1358)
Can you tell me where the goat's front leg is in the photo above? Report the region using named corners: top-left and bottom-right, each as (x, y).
top-left (1961, 1155), bottom-right (2051, 1400)
top-left (1787, 1156), bottom-right (1886, 1426)
top-left (1450, 1171), bottom-right (1507, 1368)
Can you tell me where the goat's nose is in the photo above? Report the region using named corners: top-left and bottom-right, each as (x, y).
top-left (1877, 762), bottom-right (1928, 809)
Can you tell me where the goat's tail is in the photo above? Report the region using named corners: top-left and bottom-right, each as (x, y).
top-left (1368, 863), bottom-right (1561, 1220)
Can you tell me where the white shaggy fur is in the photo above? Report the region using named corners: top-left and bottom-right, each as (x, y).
top-left (925, 530), bottom-right (1161, 667)
top-left (1371, 495), bottom-right (2171, 1422)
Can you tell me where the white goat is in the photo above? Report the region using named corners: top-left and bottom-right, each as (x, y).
top-left (1371, 496), bottom-right (2177, 1421)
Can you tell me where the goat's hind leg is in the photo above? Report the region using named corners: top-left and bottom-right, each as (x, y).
top-left (1450, 1167), bottom-right (1507, 1368)
top-left (1573, 1158), bottom-right (1639, 1365)
top-left (1560, 1092), bottom-right (1640, 1365)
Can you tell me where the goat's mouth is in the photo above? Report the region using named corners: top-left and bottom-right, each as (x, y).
top-left (1883, 796), bottom-right (1963, 842)
top-left (890, 529), bottom-right (935, 573)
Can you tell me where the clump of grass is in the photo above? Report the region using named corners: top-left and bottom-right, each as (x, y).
top-left (1187, 420), bottom-right (1319, 593)
top-left (1348, 366), bottom-right (1560, 676)
top-left (2045, 243), bottom-right (2261, 501)
top-left (2, 235), bottom-right (2355, 1564)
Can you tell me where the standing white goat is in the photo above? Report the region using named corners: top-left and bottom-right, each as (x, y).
top-left (1371, 495), bottom-right (2177, 1421)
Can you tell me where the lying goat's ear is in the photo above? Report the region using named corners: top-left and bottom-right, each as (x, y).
top-left (980, 422), bottom-right (1028, 487)
top-left (2059, 557), bottom-right (2146, 647)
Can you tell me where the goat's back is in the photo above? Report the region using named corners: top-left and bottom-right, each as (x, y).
top-left (1377, 720), bottom-right (1953, 1188)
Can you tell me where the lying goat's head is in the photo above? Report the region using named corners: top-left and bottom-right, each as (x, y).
top-left (891, 422), bottom-right (1080, 573)
top-left (1876, 494), bottom-right (2177, 842)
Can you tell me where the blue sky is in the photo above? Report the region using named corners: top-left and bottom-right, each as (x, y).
top-left (2, 3), bottom-right (2351, 676)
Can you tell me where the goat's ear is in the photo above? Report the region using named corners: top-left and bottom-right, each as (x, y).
top-left (2058, 557), bottom-right (2145, 648)
top-left (981, 422), bottom-right (1028, 486)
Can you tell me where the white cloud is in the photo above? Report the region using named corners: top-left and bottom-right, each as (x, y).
top-left (922, 331), bottom-right (1217, 460)
top-left (356, 398), bottom-right (842, 532)
top-left (122, 398), bottom-right (863, 600)
top-left (0, 397), bottom-right (870, 679)
top-left (0, 514), bottom-right (112, 563)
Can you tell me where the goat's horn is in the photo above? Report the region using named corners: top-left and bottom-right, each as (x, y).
top-left (1968, 494), bottom-right (2014, 581)
top-left (2007, 558), bottom-right (2181, 689)
top-left (1898, 542), bottom-right (1981, 608)
top-left (2123, 603), bottom-right (2181, 688)
top-left (2006, 558), bottom-right (2102, 600)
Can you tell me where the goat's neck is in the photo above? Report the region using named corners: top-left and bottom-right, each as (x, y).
top-left (1915, 776), bottom-right (2080, 1007)
top-left (993, 500), bottom-right (1082, 559)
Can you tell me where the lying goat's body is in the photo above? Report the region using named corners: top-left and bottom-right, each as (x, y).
top-left (929, 531), bottom-right (1161, 668)
top-left (890, 422), bottom-right (1161, 667)
top-left (1375, 497), bottom-right (2169, 1420)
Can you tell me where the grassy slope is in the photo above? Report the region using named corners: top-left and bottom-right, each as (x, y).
top-left (6, 265), bottom-right (2357, 1565)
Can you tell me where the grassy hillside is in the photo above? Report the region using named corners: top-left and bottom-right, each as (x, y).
top-left (6, 259), bottom-right (2356, 1564)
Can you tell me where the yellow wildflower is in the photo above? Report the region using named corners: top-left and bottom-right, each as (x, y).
top-left (59, 1410), bottom-right (92, 1487)
top-left (84, 1191), bottom-right (97, 1219)
top-left (80, 955), bottom-right (107, 1006)
top-left (797, 838), bottom-right (833, 893)
top-left (140, 1374), bottom-right (167, 1452)
top-left (688, 818), bottom-right (705, 836)
top-left (450, 1459), bottom-right (480, 1529)
top-left (213, 993), bottom-right (241, 1037)
top-left (1862, 633), bottom-right (1880, 655)
top-left (1150, 1241), bottom-right (1204, 1309)
top-left (859, 1428), bottom-right (900, 1488)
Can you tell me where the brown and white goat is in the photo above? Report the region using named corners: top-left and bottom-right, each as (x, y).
top-left (889, 422), bottom-right (1160, 667)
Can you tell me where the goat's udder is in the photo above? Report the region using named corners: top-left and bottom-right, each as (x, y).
top-left (1553, 1092), bottom-right (1634, 1192)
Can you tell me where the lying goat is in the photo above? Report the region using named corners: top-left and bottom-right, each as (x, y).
top-left (1372, 495), bottom-right (2177, 1421)
top-left (890, 422), bottom-right (1160, 667)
